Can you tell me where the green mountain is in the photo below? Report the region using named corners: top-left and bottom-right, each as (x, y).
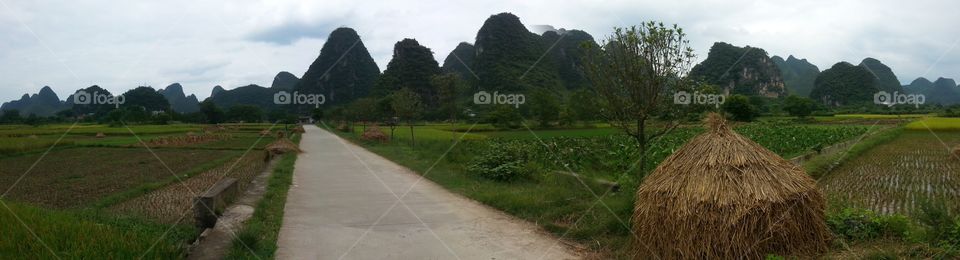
top-left (926, 77), bottom-right (960, 105)
top-left (158, 83), bottom-right (200, 113)
top-left (211, 85), bottom-right (226, 98)
top-left (206, 84), bottom-right (278, 110)
top-left (295, 27), bottom-right (380, 106)
top-left (772, 55), bottom-right (819, 97)
top-left (858, 58), bottom-right (903, 93)
top-left (374, 38), bottom-right (441, 105)
top-left (809, 62), bottom-right (879, 106)
top-left (121, 86), bottom-right (170, 112)
top-left (0, 86), bottom-right (67, 116)
top-left (472, 12), bottom-right (562, 92)
top-left (690, 42), bottom-right (786, 97)
top-left (441, 42), bottom-right (476, 80)
top-left (271, 71), bottom-right (299, 90)
top-left (68, 85), bottom-right (115, 115)
top-left (541, 29), bottom-right (598, 89)
top-left (904, 77), bottom-right (934, 94)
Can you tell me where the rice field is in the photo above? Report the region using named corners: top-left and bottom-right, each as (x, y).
top-left (111, 152), bottom-right (267, 223)
top-left (905, 117), bottom-right (960, 131)
top-left (819, 131), bottom-right (960, 215)
top-left (0, 147), bottom-right (238, 208)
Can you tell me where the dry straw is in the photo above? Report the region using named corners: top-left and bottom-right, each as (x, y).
top-left (631, 113), bottom-right (830, 259)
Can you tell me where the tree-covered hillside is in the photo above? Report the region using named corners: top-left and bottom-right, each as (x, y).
top-left (810, 62), bottom-right (878, 106)
top-left (772, 55), bottom-right (819, 97)
top-left (690, 42), bottom-right (786, 97)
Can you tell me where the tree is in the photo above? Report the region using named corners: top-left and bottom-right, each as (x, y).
top-left (226, 105), bottom-right (264, 123)
top-left (722, 95), bottom-right (758, 122)
top-left (1, 110), bottom-right (22, 124)
top-left (783, 95), bottom-right (817, 118)
top-left (348, 98), bottom-right (379, 132)
top-left (432, 73), bottom-right (462, 141)
top-left (580, 22), bottom-right (695, 175)
top-left (529, 89), bottom-right (560, 127)
top-left (568, 88), bottom-right (600, 125)
top-left (199, 100), bottom-right (224, 124)
top-left (390, 88), bottom-right (423, 147)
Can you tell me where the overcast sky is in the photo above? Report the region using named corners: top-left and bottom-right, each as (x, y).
top-left (1, 0), bottom-right (957, 102)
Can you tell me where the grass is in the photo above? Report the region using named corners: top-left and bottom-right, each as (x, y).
top-left (345, 123), bottom-right (486, 141)
top-left (226, 134), bottom-right (301, 259)
top-left (905, 117), bottom-right (960, 131)
top-left (480, 127), bottom-right (621, 139)
top-left (0, 199), bottom-right (195, 259)
top-left (834, 114), bottom-right (933, 119)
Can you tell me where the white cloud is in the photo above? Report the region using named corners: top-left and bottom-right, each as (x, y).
top-left (1, 0), bottom-right (958, 102)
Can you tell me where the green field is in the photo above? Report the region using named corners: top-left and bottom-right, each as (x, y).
top-left (905, 117), bottom-right (960, 131)
top-left (0, 123), bottom-right (294, 258)
top-left (327, 119), bottom-right (878, 258)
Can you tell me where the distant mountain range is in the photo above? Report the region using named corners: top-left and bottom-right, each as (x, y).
top-left (4, 12), bottom-right (960, 116)
top-left (0, 86), bottom-right (67, 116)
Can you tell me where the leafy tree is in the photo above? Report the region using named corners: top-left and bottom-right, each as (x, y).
top-left (311, 108), bottom-right (324, 122)
top-left (227, 105), bottom-right (264, 123)
top-left (348, 97), bottom-right (379, 132)
top-left (390, 88), bottom-right (423, 147)
top-left (567, 88), bottom-right (600, 125)
top-left (432, 73), bottom-right (463, 141)
top-left (722, 94), bottom-right (758, 121)
top-left (783, 95), bottom-right (817, 118)
top-left (1, 110), bottom-right (22, 124)
top-left (485, 105), bottom-right (523, 129)
top-left (199, 100), bottom-right (224, 124)
top-left (529, 89), bottom-right (560, 127)
top-left (580, 22), bottom-right (695, 175)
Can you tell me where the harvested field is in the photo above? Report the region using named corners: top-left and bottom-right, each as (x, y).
top-left (145, 133), bottom-right (233, 147)
top-left (0, 147), bottom-right (237, 208)
top-left (819, 131), bottom-right (960, 215)
top-left (110, 152), bottom-right (267, 223)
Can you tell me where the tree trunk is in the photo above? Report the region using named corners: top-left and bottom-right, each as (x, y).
top-left (409, 124), bottom-right (415, 148)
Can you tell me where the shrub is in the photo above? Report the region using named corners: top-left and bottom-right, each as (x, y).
top-left (466, 144), bottom-right (531, 182)
top-left (826, 208), bottom-right (910, 241)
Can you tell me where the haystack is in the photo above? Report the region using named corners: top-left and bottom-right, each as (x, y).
top-left (265, 138), bottom-right (301, 154)
top-left (259, 129), bottom-right (271, 137)
top-left (95, 132), bottom-right (106, 138)
top-left (631, 113), bottom-right (829, 259)
top-left (361, 125), bottom-right (388, 143)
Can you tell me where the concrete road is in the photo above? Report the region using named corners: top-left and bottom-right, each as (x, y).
top-left (275, 125), bottom-right (580, 260)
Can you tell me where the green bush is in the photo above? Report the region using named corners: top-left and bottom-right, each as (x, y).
top-left (826, 208), bottom-right (910, 241)
top-left (466, 145), bottom-right (531, 182)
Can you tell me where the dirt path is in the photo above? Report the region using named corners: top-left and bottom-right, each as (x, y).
top-left (275, 125), bottom-right (580, 260)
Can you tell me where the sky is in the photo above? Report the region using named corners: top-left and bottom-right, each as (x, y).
top-left (1, 0), bottom-right (958, 102)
